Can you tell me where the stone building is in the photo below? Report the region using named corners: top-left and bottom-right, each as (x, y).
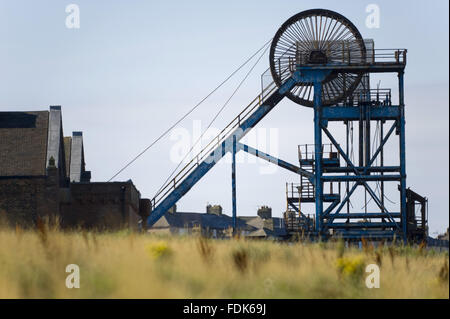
top-left (0, 106), bottom-right (149, 230)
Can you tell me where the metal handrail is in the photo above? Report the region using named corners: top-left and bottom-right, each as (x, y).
top-left (298, 143), bottom-right (338, 161)
top-left (350, 88), bottom-right (392, 104)
top-left (296, 48), bottom-right (407, 65)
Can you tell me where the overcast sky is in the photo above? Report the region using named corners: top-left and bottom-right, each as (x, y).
top-left (0, 0), bottom-right (448, 235)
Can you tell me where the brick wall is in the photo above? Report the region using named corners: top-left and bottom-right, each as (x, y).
top-left (0, 174), bottom-right (144, 231)
top-left (60, 182), bottom-right (141, 231)
top-left (0, 166), bottom-right (59, 227)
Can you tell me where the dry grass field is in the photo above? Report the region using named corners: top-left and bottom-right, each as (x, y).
top-left (0, 226), bottom-right (448, 299)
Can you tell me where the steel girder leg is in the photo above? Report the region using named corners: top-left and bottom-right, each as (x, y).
top-left (398, 71), bottom-right (407, 243)
top-left (313, 81), bottom-right (323, 236)
top-left (232, 135), bottom-right (237, 234)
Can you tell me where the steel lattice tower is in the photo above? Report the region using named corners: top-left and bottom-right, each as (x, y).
top-left (147, 9), bottom-right (427, 242)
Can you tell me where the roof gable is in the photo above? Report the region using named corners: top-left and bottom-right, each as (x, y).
top-left (152, 216), bottom-right (170, 228)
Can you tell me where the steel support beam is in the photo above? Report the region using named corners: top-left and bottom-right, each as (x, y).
top-left (298, 64), bottom-right (406, 73)
top-left (322, 126), bottom-right (360, 175)
top-left (324, 182), bottom-right (358, 222)
top-left (365, 99), bottom-right (371, 169)
top-left (237, 143), bottom-right (314, 183)
top-left (365, 121), bottom-right (397, 173)
top-left (324, 166), bottom-right (400, 173)
top-left (328, 212), bottom-right (401, 219)
top-left (362, 182), bottom-right (401, 229)
top-left (232, 135), bottom-right (237, 233)
top-left (322, 106), bottom-right (401, 121)
top-left (321, 175), bottom-right (401, 182)
top-left (398, 71), bottom-right (408, 242)
top-left (313, 81), bottom-right (324, 234)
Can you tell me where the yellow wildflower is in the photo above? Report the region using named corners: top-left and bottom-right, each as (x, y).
top-left (146, 241), bottom-right (172, 260)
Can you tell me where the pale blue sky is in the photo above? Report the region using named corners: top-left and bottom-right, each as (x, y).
top-left (0, 0), bottom-right (448, 234)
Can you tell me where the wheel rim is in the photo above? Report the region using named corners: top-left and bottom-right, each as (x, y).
top-left (269, 9), bottom-right (366, 107)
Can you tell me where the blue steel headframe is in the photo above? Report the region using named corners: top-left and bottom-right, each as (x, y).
top-left (147, 73), bottom-right (302, 227)
top-left (148, 54), bottom-right (410, 242)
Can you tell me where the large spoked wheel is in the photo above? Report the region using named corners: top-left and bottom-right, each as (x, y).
top-left (269, 9), bottom-right (366, 107)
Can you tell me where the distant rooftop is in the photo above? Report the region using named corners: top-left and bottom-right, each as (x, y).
top-left (0, 107), bottom-right (89, 182)
top-left (152, 210), bottom-right (287, 237)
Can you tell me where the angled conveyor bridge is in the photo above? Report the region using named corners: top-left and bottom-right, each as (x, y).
top-left (148, 68), bottom-right (312, 227)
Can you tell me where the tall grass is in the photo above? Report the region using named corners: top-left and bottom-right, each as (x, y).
top-left (0, 227), bottom-right (447, 298)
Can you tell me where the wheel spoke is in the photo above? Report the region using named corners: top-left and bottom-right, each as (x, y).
top-left (270, 9), bottom-right (366, 107)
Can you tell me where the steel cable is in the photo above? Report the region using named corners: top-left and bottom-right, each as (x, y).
top-left (154, 42), bottom-right (271, 198)
top-left (108, 38), bottom-right (272, 182)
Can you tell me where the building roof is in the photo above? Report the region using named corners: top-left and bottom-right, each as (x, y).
top-left (153, 212), bottom-right (252, 230)
top-left (237, 216), bottom-right (287, 236)
top-left (162, 212), bottom-right (202, 228)
top-left (0, 107), bottom-right (84, 183)
top-left (247, 227), bottom-right (287, 238)
top-left (247, 228), bottom-right (270, 237)
top-left (0, 111), bottom-right (49, 176)
top-left (152, 211), bottom-right (287, 237)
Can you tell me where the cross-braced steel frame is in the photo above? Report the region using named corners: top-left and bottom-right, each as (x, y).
top-left (147, 9), bottom-right (411, 242)
top-left (298, 65), bottom-right (408, 242)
